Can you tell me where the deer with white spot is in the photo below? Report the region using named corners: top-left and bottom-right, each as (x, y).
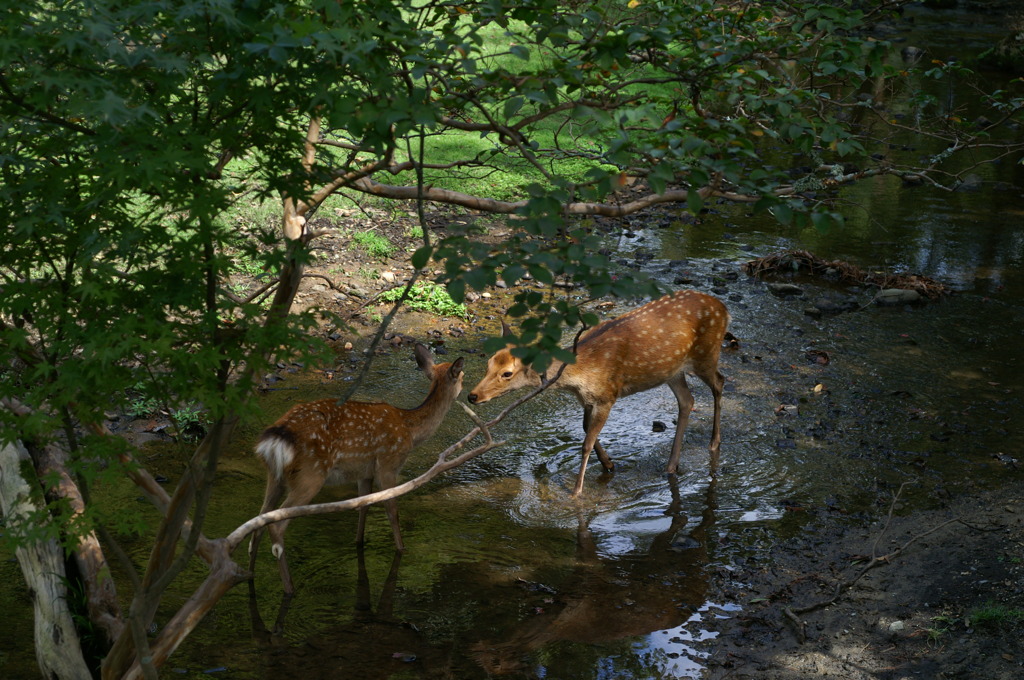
top-left (467, 290), bottom-right (728, 496)
top-left (249, 343), bottom-right (464, 593)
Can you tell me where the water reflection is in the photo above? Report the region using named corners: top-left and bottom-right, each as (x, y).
top-left (247, 547), bottom-right (435, 678)
top-left (235, 459), bottom-right (730, 679)
top-left (471, 470), bottom-right (719, 678)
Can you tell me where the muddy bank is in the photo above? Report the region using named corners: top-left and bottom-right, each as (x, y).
top-left (706, 483), bottom-right (1024, 679)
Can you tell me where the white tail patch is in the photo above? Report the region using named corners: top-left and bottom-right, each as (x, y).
top-left (255, 434), bottom-right (294, 481)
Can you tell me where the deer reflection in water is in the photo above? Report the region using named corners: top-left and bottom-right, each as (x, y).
top-left (245, 463), bottom-right (722, 678)
top-left (248, 547), bottom-right (445, 675)
top-left (471, 467), bottom-right (721, 677)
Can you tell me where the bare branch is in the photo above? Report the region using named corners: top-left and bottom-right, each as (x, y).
top-left (349, 175), bottom-right (795, 215)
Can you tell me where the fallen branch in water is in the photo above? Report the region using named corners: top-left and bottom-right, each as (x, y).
top-left (743, 249), bottom-right (951, 299)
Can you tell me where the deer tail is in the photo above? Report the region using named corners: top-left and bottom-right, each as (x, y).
top-left (255, 425), bottom-right (296, 480)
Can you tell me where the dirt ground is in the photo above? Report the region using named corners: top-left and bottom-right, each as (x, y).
top-left (268, 209), bottom-right (1023, 680)
top-left (705, 484), bottom-right (1024, 680)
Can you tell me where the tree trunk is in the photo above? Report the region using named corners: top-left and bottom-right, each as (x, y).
top-left (0, 439), bottom-right (92, 680)
top-left (33, 440), bottom-right (124, 649)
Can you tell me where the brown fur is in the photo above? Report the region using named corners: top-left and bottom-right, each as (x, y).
top-left (468, 290), bottom-right (728, 496)
top-left (249, 344), bottom-right (464, 593)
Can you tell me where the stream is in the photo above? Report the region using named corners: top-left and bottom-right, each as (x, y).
top-left (1, 4), bottom-right (1023, 679)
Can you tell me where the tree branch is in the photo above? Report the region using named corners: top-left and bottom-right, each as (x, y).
top-left (224, 380), bottom-right (559, 553)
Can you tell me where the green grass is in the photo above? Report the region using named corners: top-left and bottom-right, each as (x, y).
top-left (351, 230), bottom-right (396, 261)
top-left (357, 266), bottom-right (381, 280)
top-left (205, 12), bottom-right (674, 232)
top-left (924, 614), bottom-right (956, 646)
top-left (969, 602), bottom-right (1024, 629)
top-left (325, 18), bottom-right (640, 204)
top-left (231, 253), bottom-right (265, 278)
top-left (204, 13), bottom-right (677, 270)
top-left (230, 195), bottom-right (282, 231)
top-left (379, 281), bottom-right (468, 318)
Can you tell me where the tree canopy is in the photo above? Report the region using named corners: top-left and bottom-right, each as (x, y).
top-left (1, 0), bottom-right (1022, 677)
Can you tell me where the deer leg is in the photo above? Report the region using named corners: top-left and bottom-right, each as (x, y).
top-left (375, 468), bottom-right (405, 551)
top-left (574, 402), bottom-right (612, 497)
top-left (709, 369), bottom-right (725, 453)
top-left (583, 404), bottom-right (614, 472)
top-left (355, 477), bottom-right (373, 546)
top-left (249, 473), bottom-right (286, 574)
top-left (694, 366), bottom-right (725, 454)
top-left (383, 499), bottom-right (404, 551)
top-left (268, 467), bottom-right (324, 595)
top-left (666, 374), bottom-right (695, 474)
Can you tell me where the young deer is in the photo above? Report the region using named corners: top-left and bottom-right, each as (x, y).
top-left (249, 343), bottom-right (464, 593)
top-left (468, 290), bottom-right (728, 496)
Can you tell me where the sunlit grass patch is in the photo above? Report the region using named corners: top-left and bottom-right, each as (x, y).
top-left (379, 281), bottom-right (468, 318)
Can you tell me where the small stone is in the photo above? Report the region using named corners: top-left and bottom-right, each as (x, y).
top-left (767, 283), bottom-right (804, 296)
top-left (876, 289), bottom-right (922, 305)
top-left (670, 535), bottom-right (701, 552)
top-left (776, 404), bottom-right (798, 417)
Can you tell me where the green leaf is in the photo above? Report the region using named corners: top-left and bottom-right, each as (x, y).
top-left (509, 44), bottom-right (529, 60)
top-left (772, 202), bottom-right (794, 225)
top-left (686, 190), bottom-right (703, 215)
top-left (503, 96), bottom-right (525, 119)
top-left (412, 246), bottom-right (432, 270)
top-left (463, 267), bottom-right (491, 291)
top-left (502, 264), bottom-right (526, 285)
top-left (528, 264), bottom-right (555, 285)
top-left (447, 278), bottom-right (466, 303)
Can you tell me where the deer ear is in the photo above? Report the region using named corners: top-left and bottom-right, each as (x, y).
top-left (501, 321), bottom-right (514, 338)
top-left (414, 343), bottom-right (434, 373)
top-left (450, 356), bottom-right (465, 376)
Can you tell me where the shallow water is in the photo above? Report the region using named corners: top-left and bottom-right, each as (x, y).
top-left (151, 258), bottom-right (1022, 680)
top-left (2, 6), bottom-right (1024, 679)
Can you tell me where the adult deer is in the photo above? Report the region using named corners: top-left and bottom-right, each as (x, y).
top-left (249, 343), bottom-right (464, 593)
top-left (468, 290), bottom-right (728, 496)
